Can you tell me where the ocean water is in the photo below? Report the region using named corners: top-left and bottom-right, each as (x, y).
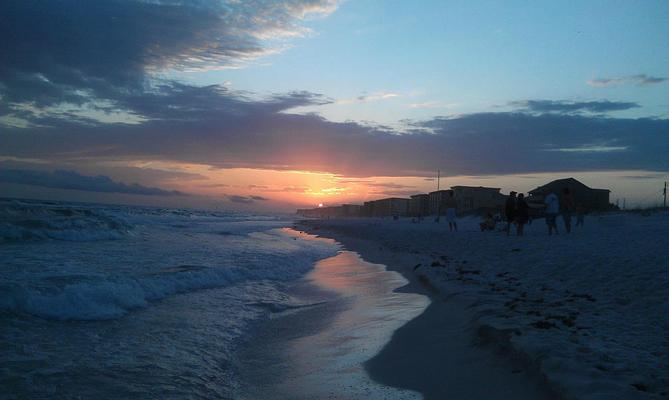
top-left (0, 198), bottom-right (339, 399)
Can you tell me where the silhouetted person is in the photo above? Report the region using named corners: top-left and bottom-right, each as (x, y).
top-left (561, 188), bottom-right (575, 234)
top-left (544, 191), bottom-right (560, 235)
top-left (445, 191), bottom-right (457, 231)
top-left (516, 193), bottom-right (529, 236)
top-left (505, 191), bottom-right (517, 236)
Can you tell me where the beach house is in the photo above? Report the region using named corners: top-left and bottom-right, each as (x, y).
top-left (364, 197), bottom-right (410, 217)
top-left (296, 206), bottom-right (341, 218)
top-left (340, 204), bottom-right (363, 217)
top-left (409, 194), bottom-right (430, 217)
top-left (451, 186), bottom-right (507, 213)
top-left (297, 203), bottom-right (363, 218)
top-left (528, 177), bottom-right (611, 210)
top-left (428, 190), bottom-right (453, 216)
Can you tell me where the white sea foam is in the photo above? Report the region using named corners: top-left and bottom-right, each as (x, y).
top-left (0, 199), bottom-right (132, 242)
top-left (2, 235), bottom-right (336, 320)
top-left (0, 200), bottom-right (338, 320)
top-left (0, 200), bottom-right (340, 399)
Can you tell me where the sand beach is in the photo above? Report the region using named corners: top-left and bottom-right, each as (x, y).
top-left (297, 211), bottom-right (669, 399)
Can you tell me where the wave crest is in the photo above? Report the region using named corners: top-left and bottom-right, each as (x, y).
top-left (0, 201), bottom-right (132, 242)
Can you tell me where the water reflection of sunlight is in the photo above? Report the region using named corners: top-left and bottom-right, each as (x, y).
top-left (279, 227), bottom-right (337, 245)
top-left (271, 250), bottom-right (429, 399)
top-left (310, 251), bottom-right (385, 294)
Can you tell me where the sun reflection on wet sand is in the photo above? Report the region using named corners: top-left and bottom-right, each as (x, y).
top-left (269, 250), bottom-right (429, 399)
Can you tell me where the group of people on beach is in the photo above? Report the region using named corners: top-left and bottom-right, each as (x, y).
top-left (503, 191), bottom-right (530, 236)
top-left (421, 187), bottom-right (586, 236)
top-left (499, 187), bottom-right (584, 236)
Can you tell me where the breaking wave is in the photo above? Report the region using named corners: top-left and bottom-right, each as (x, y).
top-left (0, 200), bottom-right (132, 243)
top-left (1, 230), bottom-right (338, 320)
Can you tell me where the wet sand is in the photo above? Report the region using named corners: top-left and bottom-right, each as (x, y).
top-left (236, 229), bottom-right (558, 399)
top-left (365, 297), bottom-right (555, 400)
top-left (296, 224), bottom-right (560, 400)
top-left (235, 250), bottom-right (427, 399)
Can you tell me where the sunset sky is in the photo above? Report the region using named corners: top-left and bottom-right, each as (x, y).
top-left (1, 0), bottom-right (668, 211)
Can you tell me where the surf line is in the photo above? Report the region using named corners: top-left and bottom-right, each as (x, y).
top-left (236, 248), bottom-right (428, 399)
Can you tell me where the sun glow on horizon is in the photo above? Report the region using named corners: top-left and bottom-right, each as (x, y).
top-left (78, 160), bottom-right (669, 210)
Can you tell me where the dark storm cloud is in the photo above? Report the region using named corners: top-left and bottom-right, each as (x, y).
top-left (412, 112), bottom-right (667, 175)
top-left (0, 0), bottom-right (337, 108)
top-left (2, 0), bottom-right (665, 183)
top-left (511, 100), bottom-right (640, 114)
top-left (0, 159), bottom-right (206, 187)
top-left (0, 168), bottom-right (184, 195)
top-left (2, 88), bottom-right (667, 177)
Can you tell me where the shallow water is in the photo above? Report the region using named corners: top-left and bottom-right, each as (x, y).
top-left (0, 199), bottom-right (339, 399)
top-left (236, 250), bottom-right (429, 399)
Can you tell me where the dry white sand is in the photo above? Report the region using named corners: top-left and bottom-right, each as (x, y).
top-left (298, 211), bottom-right (669, 399)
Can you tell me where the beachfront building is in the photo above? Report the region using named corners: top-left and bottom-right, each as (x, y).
top-left (365, 197), bottom-right (410, 217)
top-left (296, 208), bottom-right (319, 217)
top-left (297, 203), bottom-right (363, 218)
top-left (340, 204), bottom-right (363, 217)
top-left (296, 206), bottom-right (341, 218)
top-left (528, 177), bottom-right (611, 210)
top-left (409, 194), bottom-right (430, 217)
top-left (428, 190), bottom-right (453, 216)
top-left (451, 186), bottom-right (507, 213)
top-left (361, 201), bottom-right (373, 217)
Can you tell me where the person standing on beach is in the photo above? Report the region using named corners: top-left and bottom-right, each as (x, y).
top-left (445, 191), bottom-right (457, 232)
top-left (504, 191), bottom-right (517, 236)
top-left (515, 193), bottom-right (529, 236)
top-left (544, 191), bottom-right (560, 235)
top-left (561, 188), bottom-right (575, 234)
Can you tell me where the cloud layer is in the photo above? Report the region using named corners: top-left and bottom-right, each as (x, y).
top-left (226, 195), bottom-right (269, 204)
top-left (0, 0), bottom-right (339, 112)
top-left (587, 74), bottom-right (667, 88)
top-left (0, 0), bottom-right (666, 193)
top-left (0, 168), bottom-right (184, 196)
top-left (511, 100), bottom-right (639, 114)
top-left (2, 83), bottom-right (667, 178)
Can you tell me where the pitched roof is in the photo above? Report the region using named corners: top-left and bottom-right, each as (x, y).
top-left (451, 185), bottom-right (501, 191)
top-left (428, 189), bottom-right (453, 195)
top-left (529, 177), bottom-right (610, 194)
